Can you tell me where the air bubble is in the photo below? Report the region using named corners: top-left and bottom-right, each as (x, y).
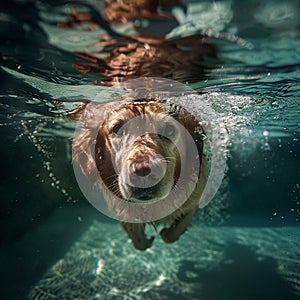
top-left (45, 162), bottom-right (51, 171)
top-left (19, 119), bottom-right (72, 204)
top-left (263, 130), bottom-right (269, 137)
top-left (262, 142), bottom-right (271, 151)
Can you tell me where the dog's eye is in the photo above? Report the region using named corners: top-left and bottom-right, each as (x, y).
top-left (162, 123), bottom-right (176, 139)
top-left (112, 121), bottom-right (125, 136)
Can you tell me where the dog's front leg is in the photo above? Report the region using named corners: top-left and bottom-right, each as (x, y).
top-left (121, 222), bottom-right (154, 251)
top-left (160, 209), bottom-right (197, 244)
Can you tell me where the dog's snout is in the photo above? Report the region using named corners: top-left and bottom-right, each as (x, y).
top-left (127, 157), bottom-right (166, 191)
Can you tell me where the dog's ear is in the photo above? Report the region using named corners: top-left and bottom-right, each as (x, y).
top-left (72, 125), bottom-right (100, 186)
top-left (94, 124), bottom-right (116, 188)
top-left (174, 107), bottom-right (205, 157)
top-left (71, 103), bottom-right (106, 186)
top-left (170, 106), bottom-right (206, 181)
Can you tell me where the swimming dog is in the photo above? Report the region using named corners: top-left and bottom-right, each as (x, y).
top-left (71, 97), bottom-right (208, 250)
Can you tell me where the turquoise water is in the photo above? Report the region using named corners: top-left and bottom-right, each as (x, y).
top-left (0, 0), bottom-right (299, 299)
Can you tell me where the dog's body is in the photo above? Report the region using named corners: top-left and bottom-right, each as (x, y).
top-left (72, 97), bottom-right (208, 250)
top-left (65, 0), bottom-right (215, 250)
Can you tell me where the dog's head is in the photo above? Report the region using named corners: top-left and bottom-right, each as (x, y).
top-left (72, 98), bottom-right (205, 211)
top-left (96, 101), bottom-right (182, 202)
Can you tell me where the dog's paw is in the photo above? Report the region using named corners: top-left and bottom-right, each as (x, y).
top-left (160, 227), bottom-right (179, 244)
top-left (133, 235), bottom-right (154, 251)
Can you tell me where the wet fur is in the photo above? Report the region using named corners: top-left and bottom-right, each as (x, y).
top-left (72, 98), bottom-right (208, 250)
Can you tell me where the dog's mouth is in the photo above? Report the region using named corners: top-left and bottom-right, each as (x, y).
top-left (123, 183), bottom-right (174, 203)
top-left (128, 184), bottom-right (161, 202)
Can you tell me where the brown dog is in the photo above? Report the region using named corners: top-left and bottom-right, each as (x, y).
top-left (72, 97), bottom-right (208, 250)
top-left (64, 0), bottom-right (212, 250)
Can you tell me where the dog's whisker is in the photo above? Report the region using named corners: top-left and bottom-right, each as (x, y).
top-left (101, 173), bottom-right (118, 182)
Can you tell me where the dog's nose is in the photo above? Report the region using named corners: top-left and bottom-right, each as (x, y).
top-left (128, 160), bottom-right (162, 189)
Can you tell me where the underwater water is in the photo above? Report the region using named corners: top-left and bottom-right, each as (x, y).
top-left (0, 0), bottom-right (299, 299)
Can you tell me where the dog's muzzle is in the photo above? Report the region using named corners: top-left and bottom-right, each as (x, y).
top-left (127, 157), bottom-right (167, 201)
